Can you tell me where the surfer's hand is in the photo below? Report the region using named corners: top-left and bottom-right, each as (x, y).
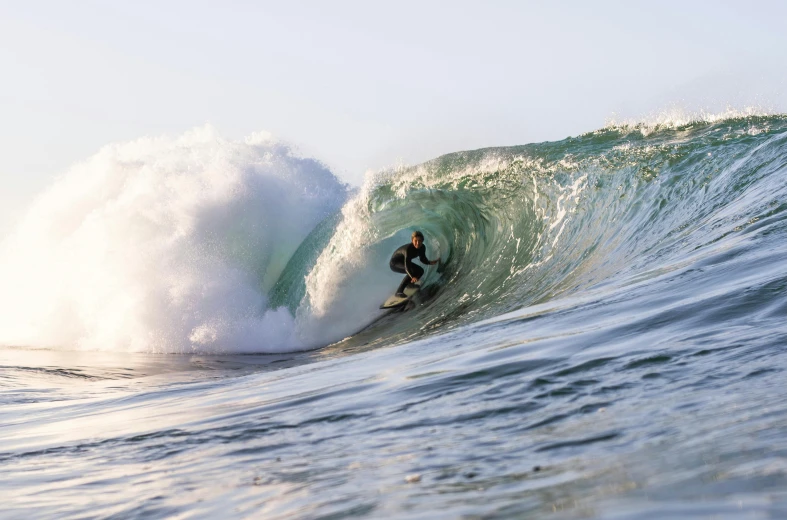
top-left (411, 277), bottom-right (418, 283)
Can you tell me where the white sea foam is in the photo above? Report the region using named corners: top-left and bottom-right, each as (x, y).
top-left (604, 105), bottom-right (778, 136)
top-left (0, 126), bottom-right (347, 353)
top-left (295, 171), bottom-right (410, 347)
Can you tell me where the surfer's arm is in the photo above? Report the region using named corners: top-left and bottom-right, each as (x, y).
top-left (418, 246), bottom-right (439, 265)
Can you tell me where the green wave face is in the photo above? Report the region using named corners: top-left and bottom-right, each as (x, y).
top-left (274, 115), bottom-right (787, 349)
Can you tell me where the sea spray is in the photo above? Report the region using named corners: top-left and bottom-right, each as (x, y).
top-left (0, 126), bottom-right (348, 353)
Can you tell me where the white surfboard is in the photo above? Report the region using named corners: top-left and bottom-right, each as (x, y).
top-left (379, 284), bottom-right (420, 309)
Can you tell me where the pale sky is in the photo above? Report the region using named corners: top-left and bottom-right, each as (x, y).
top-left (2, 0), bottom-right (786, 236)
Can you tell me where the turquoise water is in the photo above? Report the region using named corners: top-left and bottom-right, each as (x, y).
top-left (1, 115), bottom-right (786, 518)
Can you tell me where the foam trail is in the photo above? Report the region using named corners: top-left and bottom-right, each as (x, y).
top-left (0, 126), bottom-right (347, 353)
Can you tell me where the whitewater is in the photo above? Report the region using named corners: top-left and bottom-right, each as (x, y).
top-left (1, 113), bottom-right (786, 518)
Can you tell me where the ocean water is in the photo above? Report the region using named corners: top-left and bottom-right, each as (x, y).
top-left (1, 114), bottom-right (786, 519)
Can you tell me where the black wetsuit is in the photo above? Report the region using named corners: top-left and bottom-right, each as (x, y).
top-left (389, 243), bottom-right (432, 295)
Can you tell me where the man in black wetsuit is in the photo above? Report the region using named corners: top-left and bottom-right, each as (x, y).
top-left (389, 231), bottom-right (440, 297)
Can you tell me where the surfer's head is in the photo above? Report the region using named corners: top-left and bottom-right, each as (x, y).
top-left (411, 230), bottom-right (424, 248)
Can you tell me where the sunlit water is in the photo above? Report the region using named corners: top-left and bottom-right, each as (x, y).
top-left (2, 114), bottom-right (787, 518)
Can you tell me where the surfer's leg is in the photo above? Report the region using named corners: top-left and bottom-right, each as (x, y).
top-left (390, 258), bottom-right (409, 296)
top-left (396, 275), bottom-right (411, 295)
top-left (396, 263), bottom-right (424, 293)
top-left (390, 258), bottom-right (407, 274)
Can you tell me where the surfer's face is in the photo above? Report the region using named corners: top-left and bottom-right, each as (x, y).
top-left (412, 236), bottom-right (423, 248)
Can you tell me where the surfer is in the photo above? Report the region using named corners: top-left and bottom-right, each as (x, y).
top-left (389, 231), bottom-right (439, 297)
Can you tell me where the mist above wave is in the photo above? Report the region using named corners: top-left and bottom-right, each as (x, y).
top-left (0, 126), bottom-right (347, 353)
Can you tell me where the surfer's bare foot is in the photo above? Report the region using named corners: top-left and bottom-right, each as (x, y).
top-left (395, 292), bottom-right (406, 298)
